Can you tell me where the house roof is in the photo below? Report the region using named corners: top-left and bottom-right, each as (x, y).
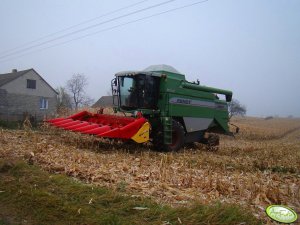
top-left (93, 96), bottom-right (113, 108)
top-left (0, 68), bottom-right (58, 94)
top-left (0, 69), bottom-right (32, 87)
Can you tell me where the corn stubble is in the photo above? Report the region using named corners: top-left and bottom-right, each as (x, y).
top-left (1, 117), bottom-right (300, 223)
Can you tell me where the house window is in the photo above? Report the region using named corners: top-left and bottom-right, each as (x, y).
top-left (27, 79), bottom-right (36, 89)
top-left (40, 98), bottom-right (48, 109)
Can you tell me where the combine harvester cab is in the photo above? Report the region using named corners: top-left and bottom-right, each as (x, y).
top-left (48, 64), bottom-right (233, 151)
top-left (48, 111), bottom-right (150, 143)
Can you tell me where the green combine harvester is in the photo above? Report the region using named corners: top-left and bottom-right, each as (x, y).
top-left (48, 65), bottom-right (233, 151)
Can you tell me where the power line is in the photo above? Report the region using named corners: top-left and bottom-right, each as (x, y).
top-left (0, 0), bottom-right (209, 63)
top-left (0, 0), bottom-right (175, 60)
top-left (0, 0), bottom-right (174, 59)
top-left (0, 0), bottom-right (151, 56)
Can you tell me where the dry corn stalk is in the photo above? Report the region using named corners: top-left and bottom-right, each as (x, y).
top-left (0, 117), bottom-right (300, 222)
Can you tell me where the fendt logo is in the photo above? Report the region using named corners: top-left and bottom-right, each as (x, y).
top-left (176, 98), bottom-right (191, 105)
top-left (169, 97), bottom-right (216, 109)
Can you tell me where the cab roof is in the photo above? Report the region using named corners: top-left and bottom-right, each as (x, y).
top-left (115, 64), bottom-right (185, 80)
top-left (143, 64), bottom-right (181, 74)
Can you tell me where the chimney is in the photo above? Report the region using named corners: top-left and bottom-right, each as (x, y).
top-left (12, 69), bottom-right (17, 73)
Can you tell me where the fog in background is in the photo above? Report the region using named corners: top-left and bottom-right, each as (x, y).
top-left (0, 0), bottom-right (299, 117)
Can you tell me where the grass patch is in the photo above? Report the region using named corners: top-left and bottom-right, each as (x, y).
top-left (0, 159), bottom-right (261, 225)
top-left (253, 161), bottom-right (298, 174)
top-left (0, 120), bottom-right (20, 129)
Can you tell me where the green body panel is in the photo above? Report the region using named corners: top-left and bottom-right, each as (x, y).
top-left (114, 66), bottom-right (232, 144)
top-left (156, 71), bottom-right (231, 133)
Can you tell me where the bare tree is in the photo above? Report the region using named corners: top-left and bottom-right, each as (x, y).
top-left (229, 99), bottom-right (246, 118)
top-left (56, 86), bottom-right (72, 111)
top-left (66, 74), bottom-right (93, 110)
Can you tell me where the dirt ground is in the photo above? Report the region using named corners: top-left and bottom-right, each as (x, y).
top-left (1, 117), bottom-right (300, 224)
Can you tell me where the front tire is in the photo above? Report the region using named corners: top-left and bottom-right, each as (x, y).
top-left (167, 120), bottom-right (185, 151)
top-left (152, 120), bottom-right (185, 152)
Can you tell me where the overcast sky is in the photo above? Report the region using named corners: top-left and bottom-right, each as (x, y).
top-left (0, 0), bottom-right (299, 117)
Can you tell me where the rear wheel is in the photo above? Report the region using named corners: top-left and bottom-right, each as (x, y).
top-left (152, 120), bottom-right (185, 152)
top-left (205, 134), bottom-right (220, 151)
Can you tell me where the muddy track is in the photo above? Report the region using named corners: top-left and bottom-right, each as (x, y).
top-left (278, 126), bottom-right (300, 139)
top-left (235, 126), bottom-right (300, 142)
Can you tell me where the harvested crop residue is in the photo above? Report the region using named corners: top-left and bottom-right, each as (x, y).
top-left (1, 117), bottom-right (300, 223)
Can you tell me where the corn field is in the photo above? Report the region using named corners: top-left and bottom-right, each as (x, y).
top-left (1, 116), bottom-right (300, 224)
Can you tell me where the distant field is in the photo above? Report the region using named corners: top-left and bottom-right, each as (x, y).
top-left (1, 116), bottom-right (300, 224)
